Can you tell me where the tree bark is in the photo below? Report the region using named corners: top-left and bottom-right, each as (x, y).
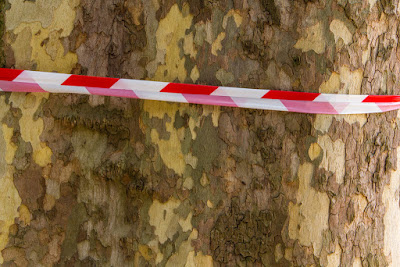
top-left (1, 0), bottom-right (400, 266)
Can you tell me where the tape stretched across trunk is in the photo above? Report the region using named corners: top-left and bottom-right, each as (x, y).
top-left (0, 68), bottom-right (399, 114)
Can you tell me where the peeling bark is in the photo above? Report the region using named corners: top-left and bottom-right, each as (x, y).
top-left (1, 0), bottom-right (400, 266)
top-left (0, 0), bottom-right (5, 68)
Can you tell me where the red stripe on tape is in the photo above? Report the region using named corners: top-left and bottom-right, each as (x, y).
top-left (281, 100), bottom-right (339, 114)
top-left (161, 83), bottom-right (218, 95)
top-left (377, 103), bottom-right (400, 112)
top-left (0, 68), bottom-right (24, 81)
top-left (86, 87), bottom-right (138, 99)
top-left (263, 90), bottom-right (320, 101)
top-left (0, 80), bottom-right (47, 93)
top-left (183, 94), bottom-right (238, 107)
top-left (62, 75), bottom-right (119, 88)
top-left (362, 95), bottom-right (400, 102)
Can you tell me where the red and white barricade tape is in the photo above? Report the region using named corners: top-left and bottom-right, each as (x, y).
top-left (1, 68), bottom-right (400, 114)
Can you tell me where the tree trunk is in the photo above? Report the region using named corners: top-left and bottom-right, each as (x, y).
top-left (1, 0), bottom-right (400, 266)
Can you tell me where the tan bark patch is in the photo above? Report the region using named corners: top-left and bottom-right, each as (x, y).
top-left (288, 163), bottom-right (330, 256)
top-left (294, 22), bottom-right (326, 54)
top-left (318, 135), bottom-right (345, 184)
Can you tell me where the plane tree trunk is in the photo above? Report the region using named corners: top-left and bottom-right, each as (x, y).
top-left (1, 0), bottom-right (400, 266)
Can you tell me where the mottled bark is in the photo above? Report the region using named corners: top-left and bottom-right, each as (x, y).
top-left (1, 0), bottom-right (400, 266)
top-left (0, 0), bottom-right (4, 68)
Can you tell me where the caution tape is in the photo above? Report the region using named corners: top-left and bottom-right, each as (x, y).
top-left (1, 68), bottom-right (399, 114)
